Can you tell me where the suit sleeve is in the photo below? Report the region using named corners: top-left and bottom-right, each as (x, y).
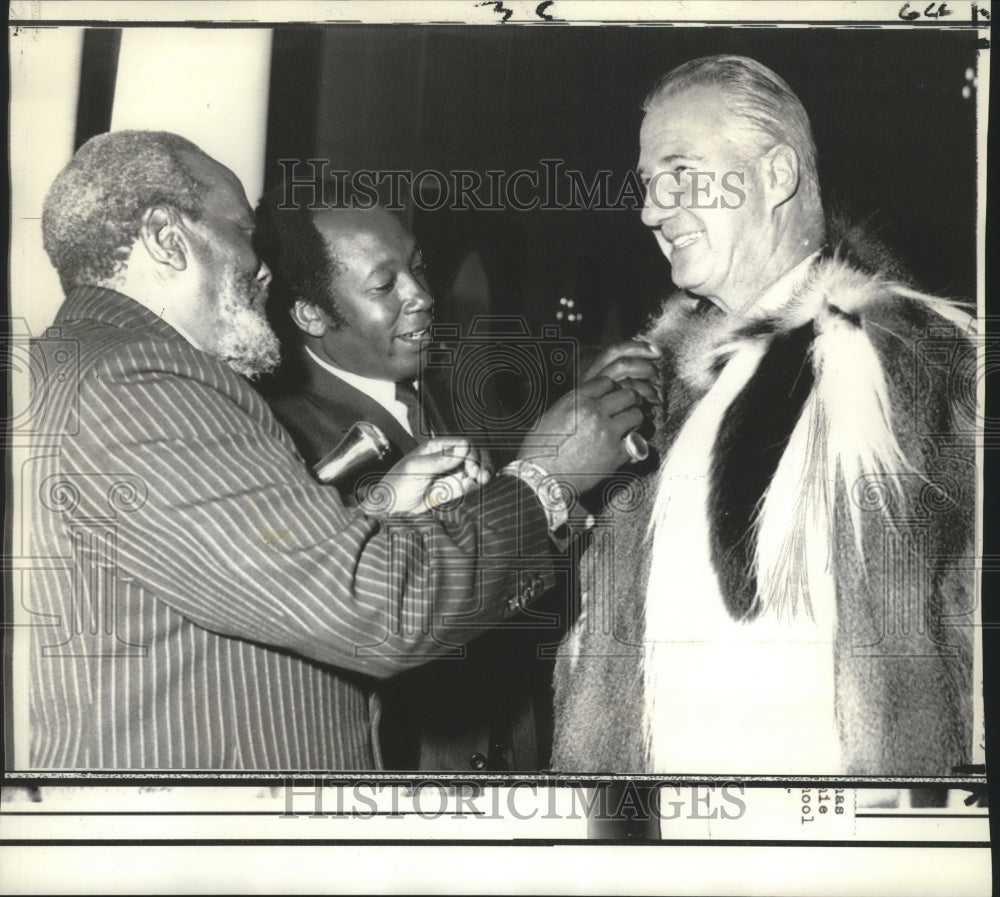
top-left (62, 343), bottom-right (555, 679)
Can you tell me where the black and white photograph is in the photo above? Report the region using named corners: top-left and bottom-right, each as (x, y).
top-left (3, 1), bottom-right (993, 893)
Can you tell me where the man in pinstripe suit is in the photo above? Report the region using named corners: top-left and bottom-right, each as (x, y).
top-left (26, 130), bottom-right (649, 769)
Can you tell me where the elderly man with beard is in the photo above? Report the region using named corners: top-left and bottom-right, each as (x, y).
top-left (27, 130), bottom-right (652, 770)
top-left (552, 55), bottom-right (977, 776)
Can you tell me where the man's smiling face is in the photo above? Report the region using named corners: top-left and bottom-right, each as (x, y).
top-left (638, 85), bottom-right (777, 313)
top-left (310, 207), bottom-right (433, 383)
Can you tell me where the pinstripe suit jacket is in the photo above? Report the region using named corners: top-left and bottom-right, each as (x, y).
top-left (26, 286), bottom-right (554, 770)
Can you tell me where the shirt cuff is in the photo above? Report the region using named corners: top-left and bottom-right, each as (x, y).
top-left (497, 459), bottom-right (573, 533)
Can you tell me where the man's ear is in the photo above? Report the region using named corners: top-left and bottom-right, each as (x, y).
top-left (291, 300), bottom-right (331, 337)
top-left (762, 143), bottom-right (800, 210)
top-left (138, 206), bottom-right (189, 271)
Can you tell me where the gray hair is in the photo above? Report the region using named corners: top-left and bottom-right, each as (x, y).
top-left (643, 55), bottom-right (821, 209)
top-left (42, 130), bottom-right (209, 291)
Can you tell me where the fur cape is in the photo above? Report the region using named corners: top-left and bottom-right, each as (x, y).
top-left (551, 236), bottom-right (977, 776)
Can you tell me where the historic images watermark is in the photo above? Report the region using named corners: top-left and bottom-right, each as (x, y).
top-left (280, 778), bottom-right (748, 822)
top-left (274, 158), bottom-right (748, 213)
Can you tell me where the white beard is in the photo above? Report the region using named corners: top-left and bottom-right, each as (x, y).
top-left (214, 267), bottom-right (281, 379)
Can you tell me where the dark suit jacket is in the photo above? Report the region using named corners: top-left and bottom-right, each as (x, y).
top-left (267, 354), bottom-right (555, 771)
top-left (27, 287), bottom-right (555, 770)
top-left (266, 357), bottom-right (422, 504)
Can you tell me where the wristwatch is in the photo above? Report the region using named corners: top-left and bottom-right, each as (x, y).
top-left (498, 459), bottom-right (571, 532)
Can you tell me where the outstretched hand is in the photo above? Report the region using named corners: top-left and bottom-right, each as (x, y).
top-left (516, 374), bottom-right (646, 493)
top-left (512, 339), bottom-right (662, 494)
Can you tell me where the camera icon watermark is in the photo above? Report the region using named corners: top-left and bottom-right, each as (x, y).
top-left (4, 319), bottom-right (81, 443)
top-left (420, 316), bottom-right (577, 449)
top-left (911, 317), bottom-right (985, 442)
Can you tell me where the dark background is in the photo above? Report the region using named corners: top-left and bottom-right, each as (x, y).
top-left (264, 25), bottom-right (980, 343)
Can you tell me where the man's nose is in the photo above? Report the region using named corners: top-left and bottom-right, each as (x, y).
top-left (257, 260), bottom-right (273, 288)
top-left (403, 279), bottom-right (434, 313)
top-left (640, 181), bottom-right (681, 229)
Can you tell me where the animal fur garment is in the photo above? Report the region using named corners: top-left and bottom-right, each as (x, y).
top-left (552, 240), bottom-right (977, 775)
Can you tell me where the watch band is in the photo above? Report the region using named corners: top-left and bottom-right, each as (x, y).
top-left (498, 459), bottom-right (571, 532)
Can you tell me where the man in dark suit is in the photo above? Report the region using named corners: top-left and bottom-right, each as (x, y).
top-left (253, 202), bottom-right (480, 495)
top-left (253, 195), bottom-right (661, 770)
top-left (27, 130), bottom-right (654, 770)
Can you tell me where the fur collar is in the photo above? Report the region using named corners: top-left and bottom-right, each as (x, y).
top-left (643, 236), bottom-right (974, 382)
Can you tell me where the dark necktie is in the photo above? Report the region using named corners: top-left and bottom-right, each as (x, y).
top-left (395, 381), bottom-right (426, 443)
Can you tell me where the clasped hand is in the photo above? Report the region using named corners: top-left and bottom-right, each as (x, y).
top-left (359, 438), bottom-right (491, 517)
top-left (516, 339), bottom-right (662, 492)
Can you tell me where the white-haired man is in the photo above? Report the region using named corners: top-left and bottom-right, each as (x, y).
top-left (552, 55), bottom-right (977, 775)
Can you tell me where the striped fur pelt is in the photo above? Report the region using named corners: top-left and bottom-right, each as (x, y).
top-left (552, 242), bottom-right (977, 775)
